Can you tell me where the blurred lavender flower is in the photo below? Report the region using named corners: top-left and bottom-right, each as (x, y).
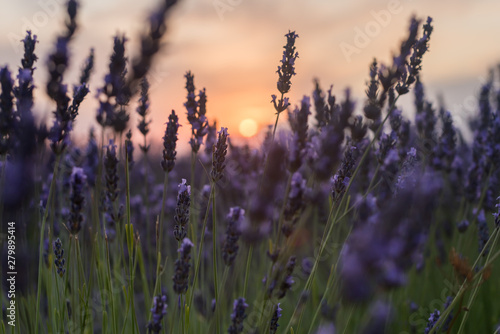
top-left (340, 173), bottom-right (440, 302)
top-left (313, 122), bottom-right (343, 181)
top-left (331, 146), bottom-right (357, 205)
top-left (228, 298), bottom-right (248, 334)
top-left (441, 296), bottom-right (454, 332)
top-left (147, 294), bottom-right (167, 334)
top-left (96, 35), bottom-right (128, 129)
top-left (361, 301), bottom-right (393, 334)
top-left (53, 238), bottom-right (66, 277)
top-left (277, 255), bottom-right (296, 299)
top-left (79, 48), bottom-right (94, 85)
top-left (283, 171), bottom-right (309, 237)
top-left (104, 140), bottom-right (120, 240)
top-left (363, 59), bottom-right (383, 131)
top-left (174, 179), bottom-right (191, 242)
top-left (269, 303), bottom-right (282, 334)
top-left (431, 109), bottom-right (456, 172)
top-left (173, 238), bottom-right (193, 295)
top-left (68, 167), bottom-right (86, 234)
top-left (288, 96), bottom-right (310, 172)
top-left (246, 142), bottom-right (286, 242)
top-left (136, 77), bottom-right (150, 152)
top-left (457, 219), bottom-right (469, 233)
top-left (104, 140), bottom-right (119, 202)
top-left (68, 83), bottom-right (89, 121)
top-left (161, 110), bottom-right (179, 172)
top-left (21, 31), bottom-right (38, 73)
top-left (222, 206), bottom-right (244, 266)
top-left (424, 309), bottom-right (440, 334)
top-left (127, 0), bottom-right (178, 88)
top-left (184, 72), bottom-right (208, 153)
top-left (201, 121), bottom-right (217, 164)
top-left (83, 128), bottom-right (98, 187)
top-left (313, 79), bottom-right (328, 129)
top-left (125, 129), bottom-right (134, 170)
top-left (211, 127), bottom-right (228, 182)
top-left (315, 323), bottom-right (336, 334)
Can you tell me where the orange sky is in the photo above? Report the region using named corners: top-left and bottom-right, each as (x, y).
top-left (1, 0), bottom-right (500, 154)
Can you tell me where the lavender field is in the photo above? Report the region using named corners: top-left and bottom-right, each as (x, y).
top-left (1, 0), bottom-right (500, 333)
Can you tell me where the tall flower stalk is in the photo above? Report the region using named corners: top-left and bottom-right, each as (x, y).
top-left (271, 31), bottom-right (299, 139)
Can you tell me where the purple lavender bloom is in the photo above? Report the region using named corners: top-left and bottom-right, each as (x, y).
top-left (276, 31), bottom-right (299, 96)
top-left (104, 140), bottom-right (119, 202)
top-left (161, 110), bottom-right (180, 172)
top-left (283, 171), bottom-right (309, 237)
top-left (441, 296), bottom-right (454, 332)
top-left (277, 256), bottom-right (296, 299)
top-left (457, 219), bottom-right (469, 233)
top-left (53, 238), bottom-right (66, 277)
top-left (313, 79), bottom-right (328, 129)
top-left (271, 31), bottom-right (299, 116)
top-left (97, 35), bottom-right (128, 130)
top-left (173, 238), bottom-right (193, 295)
top-left (211, 127), bottom-right (229, 182)
top-left (494, 196), bottom-right (500, 228)
top-left (128, 0), bottom-right (178, 84)
top-left (288, 96), bottom-right (311, 172)
top-left (21, 31), bottom-right (38, 73)
top-left (331, 146), bottom-right (357, 205)
top-left (222, 206), bottom-right (244, 266)
top-left (269, 303), bottom-right (282, 334)
top-left (68, 83), bottom-right (89, 121)
top-left (68, 167), bottom-right (87, 234)
top-left (136, 77), bottom-right (150, 150)
top-left (174, 179), bottom-right (191, 242)
top-left (340, 173), bottom-right (440, 302)
top-left (125, 129), bottom-right (134, 170)
top-left (228, 298), bottom-right (248, 334)
top-left (147, 294), bottom-right (167, 334)
top-left (83, 128), bottom-right (98, 187)
top-left (246, 142), bottom-right (286, 242)
top-left (431, 109), bottom-right (456, 172)
top-left (184, 72), bottom-right (208, 153)
top-left (313, 122), bottom-right (343, 181)
top-left (424, 309), bottom-right (440, 334)
top-left (79, 48), bottom-right (94, 85)
top-left (363, 59), bottom-right (382, 132)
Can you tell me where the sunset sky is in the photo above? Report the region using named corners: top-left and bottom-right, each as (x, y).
top-left (1, 0), bottom-right (500, 154)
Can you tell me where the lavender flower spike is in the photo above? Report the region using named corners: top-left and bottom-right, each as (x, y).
top-left (173, 238), bottom-right (194, 294)
top-left (228, 297), bottom-right (248, 334)
top-left (222, 206), bottom-right (244, 266)
top-left (211, 127), bottom-right (229, 182)
top-left (161, 110), bottom-right (179, 172)
top-left (270, 303), bottom-right (283, 334)
top-left (272, 31), bottom-right (299, 115)
top-left (68, 167), bottom-right (87, 234)
top-left (147, 294), bottom-right (168, 334)
top-left (174, 179), bottom-right (191, 242)
top-left (53, 238), bottom-right (66, 277)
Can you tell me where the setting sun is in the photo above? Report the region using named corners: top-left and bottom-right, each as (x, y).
top-left (239, 118), bottom-right (259, 137)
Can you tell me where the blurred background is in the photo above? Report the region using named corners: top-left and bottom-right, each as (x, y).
top-left (1, 0), bottom-right (500, 154)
